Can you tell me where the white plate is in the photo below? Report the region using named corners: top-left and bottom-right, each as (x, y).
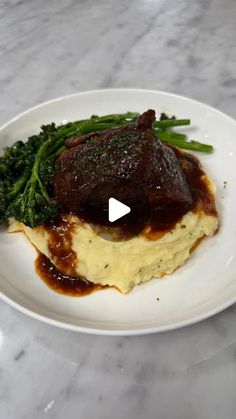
top-left (0, 89), bottom-right (235, 335)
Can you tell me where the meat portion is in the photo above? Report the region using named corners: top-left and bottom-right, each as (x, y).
top-left (53, 110), bottom-right (193, 235)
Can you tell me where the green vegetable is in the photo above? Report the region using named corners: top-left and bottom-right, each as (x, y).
top-left (0, 125), bottom-right (55, 225)
top-left (0, 111), bottom-right (214, 228)
top-left (167, 132), bottom-right (187, 141)
top-left (154, 119), bottom-right (190, 129)
top-left (153, 112), bottom-right (213, 152)
top-left (7, 141), bottom-right (59, 227)
top-left (157, 131), bottom-right (213, 153)
top-left (0, 124), bottom-right (61, 227)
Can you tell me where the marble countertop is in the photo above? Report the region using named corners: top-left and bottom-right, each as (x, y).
top-left (1, 0), bottom-right (236, 418)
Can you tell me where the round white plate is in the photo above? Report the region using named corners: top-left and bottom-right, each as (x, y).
top-left (0, 89), bottom-right (235, 335)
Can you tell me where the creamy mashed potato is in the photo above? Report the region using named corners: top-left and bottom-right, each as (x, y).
top-left (9, 209), bottom-right (219, 294)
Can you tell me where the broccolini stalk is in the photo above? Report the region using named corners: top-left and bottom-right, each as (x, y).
top-left (157, 131), bottom-right (213, 153)
top-left (6, 139), bottom-right (58, 227)
top-left (154, 119), bottom-right (190, 129)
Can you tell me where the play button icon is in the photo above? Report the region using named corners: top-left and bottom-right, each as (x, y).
top-left (108, 198), bottom-right (131, 222)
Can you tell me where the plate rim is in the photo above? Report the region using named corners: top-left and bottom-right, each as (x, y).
top-left (0, 88), bottom-right (235, 335)
top-left (1, 87), bottom-right (236, 130)
top-left (1, 289), bottom-right (236, 335)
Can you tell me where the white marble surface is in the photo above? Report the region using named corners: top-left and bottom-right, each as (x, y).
top-left (1, 0), bottom-right (236, 418)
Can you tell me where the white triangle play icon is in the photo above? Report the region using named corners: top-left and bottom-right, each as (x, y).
top-left (108, 198), bottom-right (131, 222)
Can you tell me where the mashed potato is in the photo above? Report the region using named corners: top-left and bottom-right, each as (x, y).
top-left (9, 209), bottom-right (218, 294)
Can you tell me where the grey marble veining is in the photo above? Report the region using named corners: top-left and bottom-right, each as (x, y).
top-left (0, 0), bottom-right (236, 418)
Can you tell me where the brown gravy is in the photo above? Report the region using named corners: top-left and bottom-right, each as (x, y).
top-left (35, 253), bottom-right (104, 296)
top-left (142, 147), bottom-right (217, 239)
top-left (174, 147), bottom-right (217, 217)
top-left (44, 215), bottom-right (78, 276)
top-left (38, 215), bottom-right (106, 296)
